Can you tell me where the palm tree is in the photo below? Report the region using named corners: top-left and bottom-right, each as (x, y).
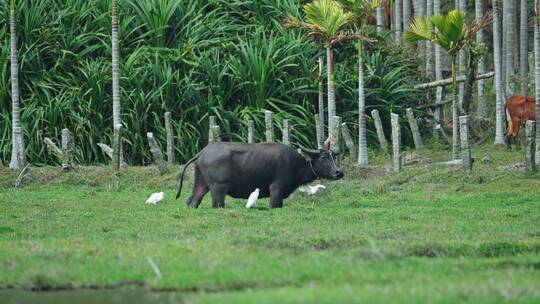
top-left (403, 0), bottom-right (411, 32)
top-left (476, 0), bottom-right (486, 118)
top-left (284, 0), bottom-right (354, 140)
top-left (457, 0), bottom-right (466, 109)
top-left (433, 0), bottom-right (443, 139)
top-left (493, 0), bottom-right (505, 145)
top-left (376, 4), bottom-right (384, 32)
top-left (534, 0), bottom-right (540, 162)
top-left (505, 0), bottom-right (515, 95)
top-left (405, 10), bottom-right (487, 160)
top-left (520, 0), bottom-right (528, 96)
top-left (394, 0), bottom-right (402, 43)
top-left (338, 0), bottom-right (380, 165)
top-left (111, 0), bottom-right (122, 160)
top-left (425, 0), bottom-right (433, 78)
top-left (9, 0), bottom-right (26, 170)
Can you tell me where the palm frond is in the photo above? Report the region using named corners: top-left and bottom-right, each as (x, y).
top-left (404, 16), bottom-right (434, 43)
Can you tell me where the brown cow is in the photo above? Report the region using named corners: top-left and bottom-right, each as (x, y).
top-left (505, 96), bottom-right (536, 149)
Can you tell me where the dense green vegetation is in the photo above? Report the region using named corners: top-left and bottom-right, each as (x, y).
top-left (0, 0), bottom-right (424, 166)
top-left (1, 145), bottom-right (539, 302)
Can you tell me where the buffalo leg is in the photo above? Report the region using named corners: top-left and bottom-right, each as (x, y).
top-left (187, 167), bottom-right (209, 208)
top-left (210, 183), bottom-right (228, 208)
top-left (269, 184), bottom-right (284, 208)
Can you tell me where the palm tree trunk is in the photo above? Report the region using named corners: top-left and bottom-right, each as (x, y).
top-left (327, 47), bottom-right (336, 140)
top-left (318, 56), bottom-right (325, 141)
top-left (434, 0), bottom-right (443, 139)
top-left (505, 0), bottom-right (515, 96)
top-left (494, 0), bottom-right (506, 145)
top-left (112, 1), bottom-right (121, 131)
top-left (403, 0), bottom-right (411, 32)
top-left (357, 41), bottom-right (368, 165)
top-left (376, 5), bottom-right (384, 33)
top-left (112, 0), bottom-right (122, 161)
top-left (452, 59), bottom-right (460, 160)
top-left (476, 0), bottom-right (487, 119)
top-left (520, 0), bottom-right (529, 95)
top-left (534, 0), bottom-right (540, 162)
top-left (414, 0), bottom-right (425, 73)
top-left (426, 0), bottom-right (433, 78)
top-left (395, 0), bottom-right (402, 44)
top-left (9, 2), bottom-right (26, 170)
top-left (458, 0), bottom-right (466, 110)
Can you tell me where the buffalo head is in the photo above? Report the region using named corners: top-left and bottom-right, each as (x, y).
top-left (298, 144), bottom-right (344, 180)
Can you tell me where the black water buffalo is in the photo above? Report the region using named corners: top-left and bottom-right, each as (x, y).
top-left (175, 142), bottom-right (344, 208)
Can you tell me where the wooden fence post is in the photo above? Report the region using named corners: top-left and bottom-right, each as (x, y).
top-left (315, 114), bottom-right (323, 149)
top-left (391, 113), bottom-right (401, 172)
top-left (61, 128), bottom-right (73, 171)
top-left (265, 110), bottom-right (274, 143)
top-left (371, 109), bottom-right (389, 154)
top-left (164, 112), bottom-right (175, 165)
top-left (112, 124), bottom-right (122, 170)
top-left (208, 116), bottom-right (216, 143)
top-left (341, 123), bottom-right (357, 163)
top-left (526, 120), bottom-right (536, 173)
top-left (147, 132), bottom-right (169, 175)
top-left (406, 108), bottom-right (423, 150)
top-left (459, 115), bottom-right (472, 171)
top-left (247, 120), bottom-right (254, 144)
top-left (212, 125), bottom-right (221, 142)
top-left (282, 119), bottom-right (291, 146)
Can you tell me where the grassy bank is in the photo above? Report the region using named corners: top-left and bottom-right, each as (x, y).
top-left (0, 145), bottom-right (539, 303)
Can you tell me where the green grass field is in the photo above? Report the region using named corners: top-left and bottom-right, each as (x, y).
top-left (1, 145), bottom-right (539, 303)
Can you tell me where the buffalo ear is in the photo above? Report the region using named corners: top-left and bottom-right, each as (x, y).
top-left (297, 148), bottom-right (317, 162)
top-left (332, 145), bottom-right (341, 156)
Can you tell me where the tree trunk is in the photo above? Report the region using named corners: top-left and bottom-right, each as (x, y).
top-left (452, 59), bottom-right (460, 161)
top-left (414, 71), bottom-right (494, 89)
top-left (505, 0), bottom-right (515, 96)
top-left (476, 0), bottom-right (487, 118)
top-left (395, 0), bottom-right (402, 44)
top-left (112, 0), bottom-right (122, 162)
top-left (425, 0), bottom-right (434, 78)
top-left (494, 0), bottom-right (506, 145)
top-left (318, 56), bottom-right (325, 141)
top-left (434, 0), bottom-right (443, 140)
top-left (9, 4), bottom-right (26, 170)
top-left (520, 0), bottom-right (529, 95)
top-left (414, 0), bottom-right (425, 74)
top-left (358, 42), bottom-right (368, 165)
top-left (327, 47), bottom-right (336, 136)
top-left (403, 0), bottom-right (411, 33)
top-left (462, 48), bottom-right (478, 115)
top-left (535, 0), bottom-right (540, 163)
top-left (458, 0), bottom-right (467, 109)
top-left (61, 128), bottom-right (74, 171)
top-left (376, 5), bottom-right (384, 32)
